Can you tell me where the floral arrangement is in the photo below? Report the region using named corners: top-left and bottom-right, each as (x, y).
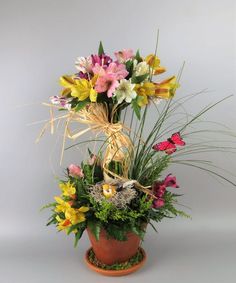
top-left (41, 42), bottom-right (235, 270)
top-left (51, 42), bottom-right (177, 113)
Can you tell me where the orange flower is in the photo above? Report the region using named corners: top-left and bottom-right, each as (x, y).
top-left (154, 76), bottom-right (179, 99)
top-left (145, 54), bottom-right (166, 75)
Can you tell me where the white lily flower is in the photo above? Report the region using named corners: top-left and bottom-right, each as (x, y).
top-left (114, 79), bottom-right (137, 104)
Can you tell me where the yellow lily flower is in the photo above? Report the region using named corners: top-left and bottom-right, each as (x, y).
top-left (154, 76), bottom-right (179, 99)
top-left (54, 196), bottom-right (71, 213)
top-left (59, 181), bottom-right (76, 198)
top-left (145, 54), bottom-right (166, 75)
top-left (55, 206), bottom-right (89, 232)
top-left (60, 75), bottom-right (98, 102)
top-left (59, 76), bottom-right (73, 96)
top-left (55, 215), bottom-right (71, 231)
top-left (65, 206), bottom-right (89, 225)
top-left (134, 82), bottom-right (156, 106)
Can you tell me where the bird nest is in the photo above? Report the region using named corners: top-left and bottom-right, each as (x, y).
top-left (88, 180), bottom-right (138, 209)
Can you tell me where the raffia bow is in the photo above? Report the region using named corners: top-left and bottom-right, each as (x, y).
top-left (37, 103), bottom-right (133, 182)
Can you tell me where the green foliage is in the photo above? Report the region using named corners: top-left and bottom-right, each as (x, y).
top-left (40, 202), bottom-right (56, 212)
top-left (82, 163), bottom-right (93, 184)
top-left (46, 214), bottom-right (57, 226)
top-left (149, 191), bottom-right (190, 225)
top-left (98, 41), bottom-right (105, 55)
top-left (125, 60), bottom-right (134, 78)
top-left (74, 100), bottom-right (89, 112)
top-left (137, 155), bottom-right (171, 186)
top-left (81, 159), bottom-right (103, 186)
top-left (131, 73), bottom-right (149, 84)
top-left (87, 193), bottom-right (151, 241)
top-left (74, 223), bottom-right (87, 247)
top-left (135, 49), bottom-right (143, 63)
top-left (131, 99), bottom-right (141, 120)
top-left (89, 193), bottom-right (152, 224)
top-left (104, 221), bottom-right (146, 241)
top-left (88, 220), bottom-right (102, 241)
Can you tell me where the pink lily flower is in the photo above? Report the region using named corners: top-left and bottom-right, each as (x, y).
top-left (95, 74), bottom-right (119, 97)
top-left (91, 54), bottom-right (112, 67)
top-left (94, 62), bottom-right (128, 97)
top-left (106, 62), bottom-right (129, 80)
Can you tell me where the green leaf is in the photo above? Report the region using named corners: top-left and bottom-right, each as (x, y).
top-left (106, 225), bottom-right (128, 241)
top-left (83, 164), bottom-right (93, 184)
top-left (74, 100), bottom-right (89, 112)
top-left (88, 148), bottom-right (92, 157)
top-left (46, 217), bottom-right (57, 226)
top-left (130, 225), bottom-right (145, 240)
top-left (40, 202), bottom-right (56, 212)
top-left (67, 224), bottom-right (79, 235)
top-left (74, 229), bottom-right (83, 247)
top-left (125, 60), bottom-right (134, 73)
top-left (88, 220), bottom-right (101, 241)
top-left (131, 99), bottom-right (141, 120)
top-left (135, 49), bottom-right (142, 63)
top-left (131, 73), bottom-right (149, 84)
top-left (149, 221), bottom-right (158, 233)
top-left (98, 41), bottom-right (105, 55)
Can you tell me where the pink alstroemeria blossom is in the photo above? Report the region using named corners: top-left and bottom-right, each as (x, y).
top-left (95, 74), bottom-right (119, 97)
top-left (91, 54), bottom-right (112, 67)
top-left (68, 164), bottom-right (84, 178)
top-left (106, 62), bottom-right (128, 80)
top-left (92, 63), bottom-right (106, 76)
top-left (75, 72), bottom-right (89, 80)
top-left (93, 62), bottom-right (128, 80)
top-left (115, 49), bottom-right (134, 63)
top-left (94, 62), bottom-right (128, 97)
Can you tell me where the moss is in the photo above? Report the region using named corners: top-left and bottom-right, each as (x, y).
top-left (88, 248), bottom-right (144, 270)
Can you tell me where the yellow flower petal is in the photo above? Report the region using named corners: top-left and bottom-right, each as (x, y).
top-left (60, 75), bottom-right (75, 88)
top-left (77, 214), bottom-right (86, 223)
top-left (59, 182), bottom-right (76, 197)
top-left (89, 88), bottom-right (98, 102)
top-left (78, 206), bottom-right (89, 213)
top-left (155, 76), bottom-right (179, 99)
top-left (153, 66), bottom-right (166, 75)
top-left (54, 196), bottom-right (63, 204)
top-left (145, 54), bottom-right (160, 69)
top-left (137, 94), bottom-right (148, 107)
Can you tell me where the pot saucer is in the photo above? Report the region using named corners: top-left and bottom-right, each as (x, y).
top-left (84, 247), bottom-right (147, 276)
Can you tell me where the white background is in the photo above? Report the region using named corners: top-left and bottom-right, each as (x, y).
top-left (0, 0), bottom-right (236, 282)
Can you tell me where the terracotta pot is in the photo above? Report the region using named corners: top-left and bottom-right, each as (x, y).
top-left (87, 227), bottom-right (144, 265)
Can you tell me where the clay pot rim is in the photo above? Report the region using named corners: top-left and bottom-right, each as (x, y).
top-left (84, 247), bottom-right (147, 277)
